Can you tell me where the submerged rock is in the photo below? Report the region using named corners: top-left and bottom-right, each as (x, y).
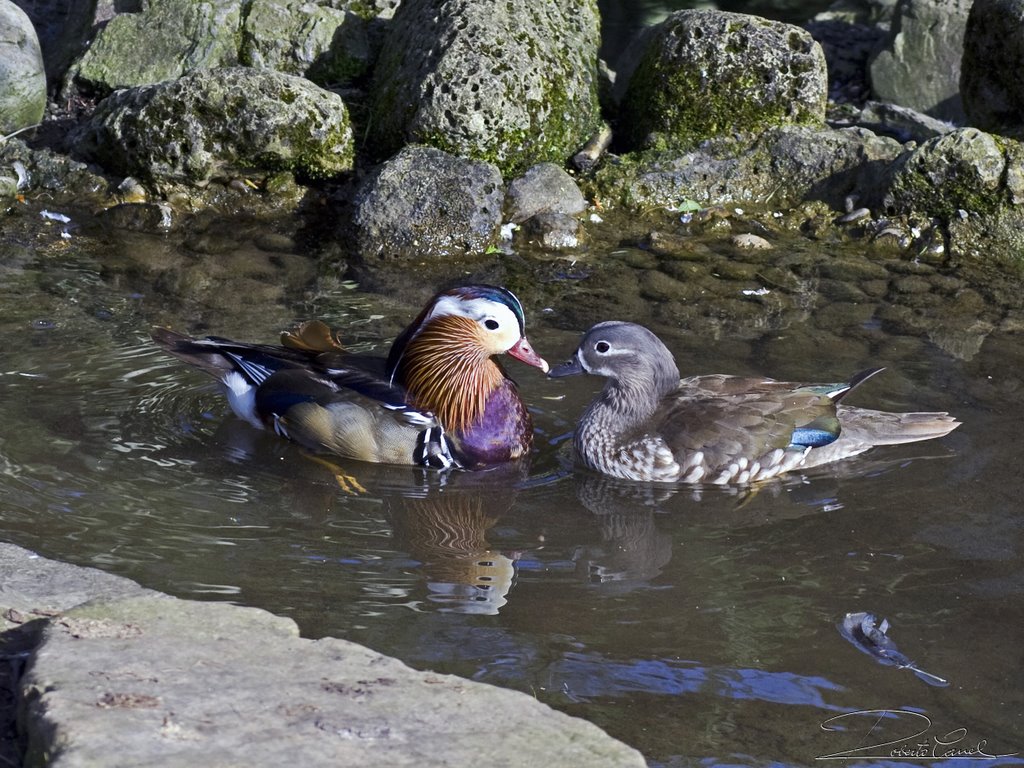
top-left (368, 0), bottom-right (602, 177)
top-left (71, 67), bottom-right (354, 187)
top-left (619, 10), bottom-right (828, 151)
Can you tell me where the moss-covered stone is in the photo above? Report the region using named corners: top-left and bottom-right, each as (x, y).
top-left (884, 128), bottom-right (1012, 219)
top-left (368, 0), bottom-right (602, 177)
top-left (240, 1), bottom-right (373, 86)
top-left (582, 125), bottom-right (900, 213)
top-left (619, 10), bottom-right (827, 152)
top-left (71, 0), bottom-right (244, 95)
top-left (72, 67), bottom-right (353, 187)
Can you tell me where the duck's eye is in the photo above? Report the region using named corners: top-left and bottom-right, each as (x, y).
top-left (484, 319), bottom-right (500, 331)
top-left (594, 341), bottom-right (611, 354)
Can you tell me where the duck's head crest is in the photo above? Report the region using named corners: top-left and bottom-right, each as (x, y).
top-left (386, 284), bottom-right (548, 381)
top-left (550, 321), bottom-right (680, 396)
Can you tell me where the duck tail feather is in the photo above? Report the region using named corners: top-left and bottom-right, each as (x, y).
top-left (839, 407), bottom-right (961, 445)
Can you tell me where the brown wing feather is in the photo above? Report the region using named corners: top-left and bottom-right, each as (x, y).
top-left (652, 375), bottom-right (840, 472)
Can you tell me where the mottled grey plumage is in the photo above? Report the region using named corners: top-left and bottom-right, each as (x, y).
top-left (549, 322), bottom-right (960, 484)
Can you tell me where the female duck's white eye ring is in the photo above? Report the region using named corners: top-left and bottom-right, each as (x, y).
top-left (595, 341), bottom-right (611, 354)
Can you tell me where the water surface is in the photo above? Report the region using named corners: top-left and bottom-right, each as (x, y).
top-left (1, 203), bottom-right (1021, 767)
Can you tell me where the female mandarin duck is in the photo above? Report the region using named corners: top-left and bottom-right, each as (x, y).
top-left (152, 285), bottom-right (549, 469)
top-left (549, 322), bottom-right (960, 484)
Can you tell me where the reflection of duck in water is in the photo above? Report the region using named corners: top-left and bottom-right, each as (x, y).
top-left (550, 322), bottom-right (960, 484)
top-left (386, 468), bottom-right (525, 615)
top-left (571, 475), bottom-right (674, 587)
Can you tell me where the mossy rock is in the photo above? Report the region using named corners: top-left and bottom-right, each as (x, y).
top-left (884, 128), bottom-right (1015, 219)
top-left (240, 1), bottom-right (373, 86)
top-left (71, 0), bottom-right (244, 95)
top-left (72, 67), bottom-right (353, 187)
top-left (619, 10), bottom-right (827, 151)
top-left (368, 0), bottom-right (602, 177)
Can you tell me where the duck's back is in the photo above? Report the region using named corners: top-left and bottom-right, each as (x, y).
top-left (644, 374), bottom-right (843, 483)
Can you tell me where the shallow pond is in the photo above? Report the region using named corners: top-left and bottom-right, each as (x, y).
top-left (1, 200), bottom-right (1023, 767)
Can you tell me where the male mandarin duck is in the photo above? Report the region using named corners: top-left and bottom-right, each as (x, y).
top-left (549, 321), bottom-right (960, 484)
top-left (151, 285), bottom-right (549, 469)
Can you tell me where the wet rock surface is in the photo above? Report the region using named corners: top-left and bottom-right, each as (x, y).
top-left (352, 145), bottom-right (504, 261)
top-left (1, 544), bottom-right (645, 767)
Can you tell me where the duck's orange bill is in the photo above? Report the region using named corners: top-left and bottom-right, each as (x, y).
top-left (507, 336), bottom-right (549, 373)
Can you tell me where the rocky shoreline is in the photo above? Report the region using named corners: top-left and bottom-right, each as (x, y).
top-left (3, 0), bottom-right (1024, 266)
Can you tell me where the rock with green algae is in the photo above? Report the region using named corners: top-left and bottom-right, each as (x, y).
top-left (585, 124), bottom-right (901, 212)
top-left (240, 0), bottom-right (374, 86)
top-left (368, 0), bottom-right (602, 177)
top-left (70, 0), bottom-right (244, 95)
top-left (881, 128), bottom-right (1024, 264)
top-left (71, 67), bottom-right (354, 187)
top-left (619, 9), bottom-right (828, 152)
top-left (883, 127), bottom-right (1021, 218)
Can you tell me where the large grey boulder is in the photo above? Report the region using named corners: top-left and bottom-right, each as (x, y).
top-left (588, 125), bottom-right (902, 212)
top-left (960, 0), bottom-right (1024, 139)
top-left (369, 0), bottom-right (602, 177)
top-left (70, 0), bottom-right (243, 95)
top-left (619, 10), bottom-right (828, 151)
top-left (869, 0), bottom-right (970, 123)
top-left (352, 145), bottom-right (504, 260)
top-left (2, 544), bottom-right (645, 768)
top-left (240, 0), bottom-right (374, 86)
top-left (72, 67), bottom-right (354, 187)
top-left (0, 0), bottom-right (47, 135)
top-left (19, 596), bottom-right (646, 767)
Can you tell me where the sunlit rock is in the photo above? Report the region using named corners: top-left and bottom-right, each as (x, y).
top-left (619, 10), bottom-right (827, 151)
top-left (71, 67), bottom-right (354, 188)
top-left (368, 0), bottom-right (602, 177)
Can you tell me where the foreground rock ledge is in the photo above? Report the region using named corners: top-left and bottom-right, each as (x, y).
top-left (0, 544), bottom-right (644, 767)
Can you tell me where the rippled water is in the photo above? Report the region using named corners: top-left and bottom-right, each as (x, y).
top-left (1, 204), bottom-right (1023, 767)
